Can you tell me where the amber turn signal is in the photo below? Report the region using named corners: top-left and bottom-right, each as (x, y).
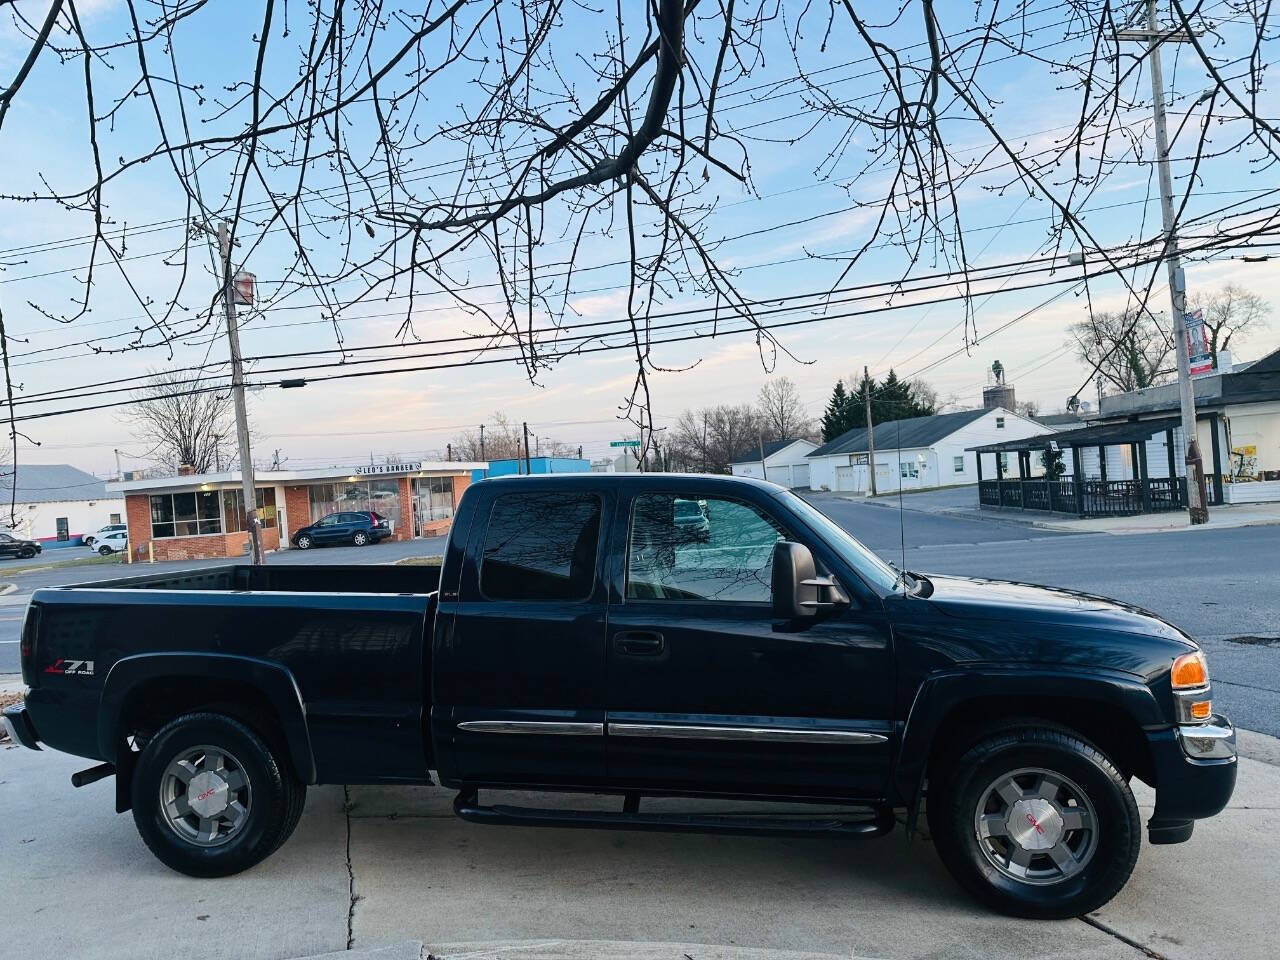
top-left (1189, 700), bottom-right (1212, 720)
top-left (1171, 651), bottom-right (1209, 689)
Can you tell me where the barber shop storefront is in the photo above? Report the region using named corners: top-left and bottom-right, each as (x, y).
top-left (109, 460), bottom-right (482, 562)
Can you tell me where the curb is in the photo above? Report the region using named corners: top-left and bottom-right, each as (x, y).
top-left (289, 942), bottom-right (422, 960)
top-left (0, 582), bottom-right (15, 595)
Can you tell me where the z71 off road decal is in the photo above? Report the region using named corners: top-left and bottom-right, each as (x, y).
top-left (44, 658), bottom-right (94, 676)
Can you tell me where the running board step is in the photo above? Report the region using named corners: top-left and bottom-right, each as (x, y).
top-left (453, 793), bottom-right (895, 838)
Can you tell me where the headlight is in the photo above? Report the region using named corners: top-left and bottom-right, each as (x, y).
top-left (1171, 650), bottom-right (1212, 724)
top-left (1171, 650), bottom-right (1209, 689)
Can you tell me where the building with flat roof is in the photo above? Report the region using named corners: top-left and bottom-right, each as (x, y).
top-left (107, 460), bottom-right (482, 562)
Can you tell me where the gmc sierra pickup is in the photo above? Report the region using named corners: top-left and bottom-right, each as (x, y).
top-left (4, 474), bottom-right (1236, 919)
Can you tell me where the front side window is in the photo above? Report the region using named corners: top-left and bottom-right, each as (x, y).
top-left (626, 494), bottom-right (784, 602)
top-left (481, 492), bottom-right (601, 601)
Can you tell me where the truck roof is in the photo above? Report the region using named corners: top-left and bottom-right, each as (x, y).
top-left (472, 472), bottom-right (789, 493)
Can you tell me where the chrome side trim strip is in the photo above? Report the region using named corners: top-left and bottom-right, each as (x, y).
top-left (456, 720), bottom-right (604, 736)
top-left (607, 722), bottom-right (887, 745)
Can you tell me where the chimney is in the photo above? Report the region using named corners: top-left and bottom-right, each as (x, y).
top-left (177, 464), bottom-right (196, 476)
top-left (982, 383), bottom-right (1016, 411)
top-left (1217, 349), bottom-right (1232, 375)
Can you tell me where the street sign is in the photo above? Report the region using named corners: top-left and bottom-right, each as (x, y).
top-left (610, 439), bottom-right (641, 448)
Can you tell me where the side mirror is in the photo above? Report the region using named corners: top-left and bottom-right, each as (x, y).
top-left (772, 541), bottom-right (849, 619)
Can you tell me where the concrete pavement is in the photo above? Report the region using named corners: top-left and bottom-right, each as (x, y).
top-left (3, 740), bottom-right (1276, 960)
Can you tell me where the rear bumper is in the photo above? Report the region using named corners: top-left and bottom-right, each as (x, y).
top-left (1145, 713), bottom-right (1237, 843)
top-left (2, 702), bottom-right (41, 751)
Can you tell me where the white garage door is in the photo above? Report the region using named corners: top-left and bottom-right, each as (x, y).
top-left (836, 464), bottom-right (868, 493)
top-left (791, 463), bottom-right (810, 489)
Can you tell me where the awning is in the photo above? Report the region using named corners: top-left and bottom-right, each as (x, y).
top-left (968, 416), bottom-right (1182, 454)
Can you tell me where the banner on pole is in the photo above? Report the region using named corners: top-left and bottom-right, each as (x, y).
top-left (1185, 308), bottom-right (1213, 376)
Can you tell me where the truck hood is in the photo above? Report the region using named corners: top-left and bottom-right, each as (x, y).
top-left (919, 573), bottom-right (1191, 644)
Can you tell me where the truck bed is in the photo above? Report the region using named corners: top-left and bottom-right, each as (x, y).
top-left (25, 563), bottom-right (438, 784)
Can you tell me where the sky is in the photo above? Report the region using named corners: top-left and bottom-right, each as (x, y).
top-left (1, 0), bottom-right (1277, 476)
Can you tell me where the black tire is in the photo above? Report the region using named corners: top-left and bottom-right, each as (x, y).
top-left (131, 712), bottom-right (299, 877)
top-left (98, 545), bottom-right (113, 556)
top-left (352, 530), bottom-right (369, 546)
top-left (19, 548), bottom-right (34, 559)
top-left (927, 725), bottom-right (1141, 920)
top-left (295, 534), bottom-right (313, 550)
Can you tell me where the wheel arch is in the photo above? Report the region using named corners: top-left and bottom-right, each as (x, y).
top-left (100, 653), bottom-right (317, 787)
top-left (896, 667), bottom-right (1163, 834)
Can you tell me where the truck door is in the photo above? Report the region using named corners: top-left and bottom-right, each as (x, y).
top-left (604, 488), bottom-right (894, 799)
top-left (437, 487), bottom-right (610, 785)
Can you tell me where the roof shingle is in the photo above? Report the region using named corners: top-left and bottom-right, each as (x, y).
top-left (808, 408), bottom-right (988, 458)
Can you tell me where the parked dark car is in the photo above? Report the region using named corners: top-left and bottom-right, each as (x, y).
top-left (5, 475), bottom-right (1235, 920)
top-left (290, 510), bottom-right (391, 549)
top-left (0, 532), bottom-right (41, 559)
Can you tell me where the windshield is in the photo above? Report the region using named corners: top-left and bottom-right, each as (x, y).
top-left (775, 490), bottom-right (901, 593)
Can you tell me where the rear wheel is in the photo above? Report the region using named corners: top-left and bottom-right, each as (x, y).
top-left (352, 530), bottom-right (369, 546)
top-left (131, 712), bottom-right (302, 877)
top-left (927, 725), bottom-right (1141, 919)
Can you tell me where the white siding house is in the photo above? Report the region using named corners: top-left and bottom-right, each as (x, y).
top-left (730, 438), bottom-right (818, 488)
top-left (807, 408), bottom-right (1050, 493)
top-left (0, 464), bottom-right (124, 550)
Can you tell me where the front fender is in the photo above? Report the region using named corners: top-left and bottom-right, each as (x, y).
top-left (894, 666), bottom-right (1165, 825)
top-left (98, 652), bottom-right (317, 784)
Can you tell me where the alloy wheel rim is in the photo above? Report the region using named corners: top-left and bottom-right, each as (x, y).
top-left (973, 766), bottom-right (1098, 885)
top-left (159, 745), bottom-right (252, 847)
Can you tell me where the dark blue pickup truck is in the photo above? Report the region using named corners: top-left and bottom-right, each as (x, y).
top-left (4, 475), bottom-right (1236, 918)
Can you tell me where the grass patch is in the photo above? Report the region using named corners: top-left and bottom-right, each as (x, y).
top-left (3, 553), bottom-right (126, 577)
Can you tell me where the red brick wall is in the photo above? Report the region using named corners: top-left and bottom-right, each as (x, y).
top-left (149, 526), bottom-right (281, 562)
top-left (282, 485), bottom-right (310, 544)
top-left (395, 477), bottom-right (413, 541)
top-left (125, 493), bottom-right (152, 562)
top-left (451, 473), bottom-right (470, 510)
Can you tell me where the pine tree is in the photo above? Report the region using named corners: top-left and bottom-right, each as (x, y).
top-left (820, 380), bottom-right (856, 441)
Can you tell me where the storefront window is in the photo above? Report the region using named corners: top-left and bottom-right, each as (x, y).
top-left (223, 488), bottom-right (278, 533)
top-left (412, 476), bottom-right (454, 533)
top-left (309, 480), bottom-right (401, 531)
top-left (149, 490), bottom-right (223, 538)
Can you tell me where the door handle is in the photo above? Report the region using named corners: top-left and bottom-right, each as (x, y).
top-left (614, 631), bottom-right (665, 656)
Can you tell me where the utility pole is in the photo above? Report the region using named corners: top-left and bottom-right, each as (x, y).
top-left (479, 424), bottom-right (486, 461)
top-left (864, 365), bottom-right (877, 496)
top-left (113, 448), bottom-right (122, 480)
top-left (522, 422), bottom-right (532, 475)
top-left (447, 442), bottom-right (453, 462)
top-left (1119, 1), bottom-right (1208, 524)
top-left (217, 221), bottom-right (264, 563)
top-left (758, 428), bottom-right (769, 482)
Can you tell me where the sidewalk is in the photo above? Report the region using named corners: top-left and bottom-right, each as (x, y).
top-left (1025, 501), bottom-right (1280, 535)
top-left (3, 736), bottom-right (1278, 960)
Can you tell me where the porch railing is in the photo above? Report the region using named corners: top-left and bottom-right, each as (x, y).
top-left (978, 475), bottom-right (1189, 517)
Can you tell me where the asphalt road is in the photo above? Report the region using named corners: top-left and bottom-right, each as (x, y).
top-left (2, 494), bottom-right (1276, 735)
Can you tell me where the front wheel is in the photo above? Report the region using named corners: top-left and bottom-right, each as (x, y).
top-left (19, 548), bottom-right (35, 559)
top-left (98, 545), bottom-right (113, 556)
top-left (352, 530), bottom-right (369, 546)
top-left (927, 725), bottom-right (1141, 920)
top-left (295, 534), bottom-right (312, 550)
top-left (131, 712), bottom-right (304, 877)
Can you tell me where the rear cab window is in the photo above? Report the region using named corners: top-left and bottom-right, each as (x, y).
top-left (480, 491), bottom-right (603, 601)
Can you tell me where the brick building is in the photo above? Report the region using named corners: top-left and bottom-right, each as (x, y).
top-left (107, 460), bottom-right (481, 562)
